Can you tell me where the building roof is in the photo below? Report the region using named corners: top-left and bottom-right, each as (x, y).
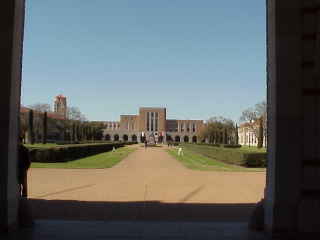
top-left (55, 94), bottom-right (66, 99)
top-left (20, 106), bottom-right (66, 120)
top-left (239, 121), bottom-right (259, 128)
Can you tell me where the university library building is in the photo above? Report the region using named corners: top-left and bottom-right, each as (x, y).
top-left (102, 107), bottom-right (205, 143)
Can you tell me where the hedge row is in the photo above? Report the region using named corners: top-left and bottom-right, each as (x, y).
top-left (196, 143), bottom-right (242, 148)
top-left (28, 142), bottom-right (136, 163)
top-left (183, 144), bottom-right (267, 167)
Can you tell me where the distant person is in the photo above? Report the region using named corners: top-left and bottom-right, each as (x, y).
top-left (18, 137), bottom-right (31, 197)
top-left (18, 137), bottom-right (34, 227)
top-left (178, 147), bottom-right (184, 156)
top-left (144, 140), bottom-right (147, 149)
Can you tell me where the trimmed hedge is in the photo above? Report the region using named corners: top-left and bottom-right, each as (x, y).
top-left (182, 144), bottom-right (267, 168)
top-left (223, 144), bottom-right (242, 148)
top-left (244, 153), bottom-right (267, 167)
top-left (28, 143), bottom-right (128, 163)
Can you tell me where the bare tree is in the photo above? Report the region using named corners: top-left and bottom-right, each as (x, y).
top-left (67, 106), bottom-right (86, 121)
top-left (28, 103), bottom-right (51, 113)
top-left (239, 100), bottom-right (267, 147)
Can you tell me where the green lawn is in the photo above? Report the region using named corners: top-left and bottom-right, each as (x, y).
top-left (31, 146), bottom-right (136, 169)
top-left (167, 147), bottom-right (265, 172)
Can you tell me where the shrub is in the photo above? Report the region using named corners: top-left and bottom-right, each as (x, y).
top-left (244, 153), bottom-right (267, 167)
top-left (223, 144), bottom-right (242, 148)
top-left (28, 143), bottom-right (125, 163)
top-left (182, 143), bottom-right (267, 168)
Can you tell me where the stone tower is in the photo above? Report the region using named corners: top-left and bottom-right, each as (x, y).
top-left (54, 94), bottom-right (67, 119)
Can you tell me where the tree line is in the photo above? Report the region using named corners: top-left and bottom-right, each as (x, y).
top-left (20, 103), bottom-right (105, 144)
top-left (199, 100), bottom-right (266, 148)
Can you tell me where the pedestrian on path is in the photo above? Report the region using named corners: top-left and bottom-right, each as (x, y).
top-left (18, 136), bottom-right (34, 227)
top-left (144, 140), bottom-right (148, 149)
top-left (178, 147), bottom-right (184, 156)
top-left (18, 137), bottom-right (31, 197)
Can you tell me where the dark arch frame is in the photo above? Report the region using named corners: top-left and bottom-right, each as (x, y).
top-left (131, 134), bottom-right (137, 142)
top-left (123, 134), bottom-right (128, 142)
top-left (192, 136), bottom-right (197, 143)
top-left (105, 134), bottom-right (111, 141)
top-left (114, 134), bottom-right (119, 141)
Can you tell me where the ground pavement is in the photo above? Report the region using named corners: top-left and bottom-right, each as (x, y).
top-left (28, 145), bottom-right (266, 221)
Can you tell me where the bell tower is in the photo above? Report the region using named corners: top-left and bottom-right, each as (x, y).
top-left (54, 94), bottom-right (67, 119)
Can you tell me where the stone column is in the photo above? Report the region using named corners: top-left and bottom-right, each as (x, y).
top-left (0, 0), bottom-right (25, 232)
top-left (265, 0), bottom-right (303, 235)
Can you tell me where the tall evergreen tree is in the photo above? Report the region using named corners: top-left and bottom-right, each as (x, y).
top-left (71, 123), bottom-right (76, 143)
top-left (235, 124), bottom-right (239, 145)
top-left (257, 117), bottom-right (264, 148)
top-left (224, 128), bottom-right (228, 144)
top-left (28, 109), bottom-right (35, 144)
top-left (42, 112), bottom-right (47, 144)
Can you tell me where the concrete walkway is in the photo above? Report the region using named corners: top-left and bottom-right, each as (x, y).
top-left (28, 145), bottom-right (265, 221)
top-left (3, 146), bottom-right (269, 240)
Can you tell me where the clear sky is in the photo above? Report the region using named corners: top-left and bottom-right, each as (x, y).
top-left (21, 1), bottom-right (266, 122)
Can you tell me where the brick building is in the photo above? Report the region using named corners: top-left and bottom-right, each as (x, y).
top-left (102, 107), bottom-right (205, 143)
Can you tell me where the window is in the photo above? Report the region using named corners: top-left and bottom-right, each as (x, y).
top-left (151, 112), bottom-right (154, 131)
top-left (147, 112), bottom-right (150, 131)
top-left (155, 112), bottom-right (158, 131)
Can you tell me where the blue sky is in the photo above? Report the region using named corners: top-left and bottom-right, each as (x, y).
top-left (21, 1), bottom-right (266, 122)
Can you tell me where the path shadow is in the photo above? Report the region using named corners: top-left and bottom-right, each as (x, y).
top-left (29, 198), bottom-right (256, 222)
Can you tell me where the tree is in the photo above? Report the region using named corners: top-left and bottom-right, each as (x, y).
top-left (42, 112), bottom-right (47, 144)
top-left (67, 107), bottom-right (86, 121)
top-left (257, 117), bottom-right (264, 148)
top-left (28, 110), bottom-right (35, 144)
top-left (200, 116), bottom-right (236, 144)
top-left (71, 123), bottom-right (76, 142)
top-left (235, 124), bottom-right (239, 145)
top-left (240, 100), bottom-right (267, 147)
top-left (28, 103), bottom-right (51, 113)
top-left (224, 128), bottom-right (228, 144)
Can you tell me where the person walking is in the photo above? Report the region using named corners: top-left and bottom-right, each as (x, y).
top-left (144, 139), bottom-right (147, 149)
top-left (18, 137), bottom-right (31, 197)
top-left (18, 137), bottom-right (34, 227)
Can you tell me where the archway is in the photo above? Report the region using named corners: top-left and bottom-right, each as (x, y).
top-left (131, 134), bottom-right (137, 142)
top-left (192, 136), bottom-right (197, 143)
top-left (123, 134), bottom-right (128, 142)
top-left (175, 136), bottom-right (180, 142)
top-left (184, 136), bottom-right (189, 143)
top-left (3, 1), bottom-right (310, 236)
top-left (114, 134), bottom-right (119, 141)
top-left (105, 134), bottom-right (111, 141)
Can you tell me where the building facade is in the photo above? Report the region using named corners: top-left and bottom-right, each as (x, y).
top-left (238, 122), bottom-right (267, 147)
top-left (102, 107), bottom-right (204, 143)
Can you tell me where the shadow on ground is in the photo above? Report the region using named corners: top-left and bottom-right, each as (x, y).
top-left (29, 198), bottom-right (256, 222)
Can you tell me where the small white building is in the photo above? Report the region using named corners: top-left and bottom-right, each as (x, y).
top-left (238, 121), bottom-right (267, 147)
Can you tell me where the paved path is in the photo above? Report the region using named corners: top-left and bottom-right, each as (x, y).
top-left (28, 145), bottom-right (266, 221)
